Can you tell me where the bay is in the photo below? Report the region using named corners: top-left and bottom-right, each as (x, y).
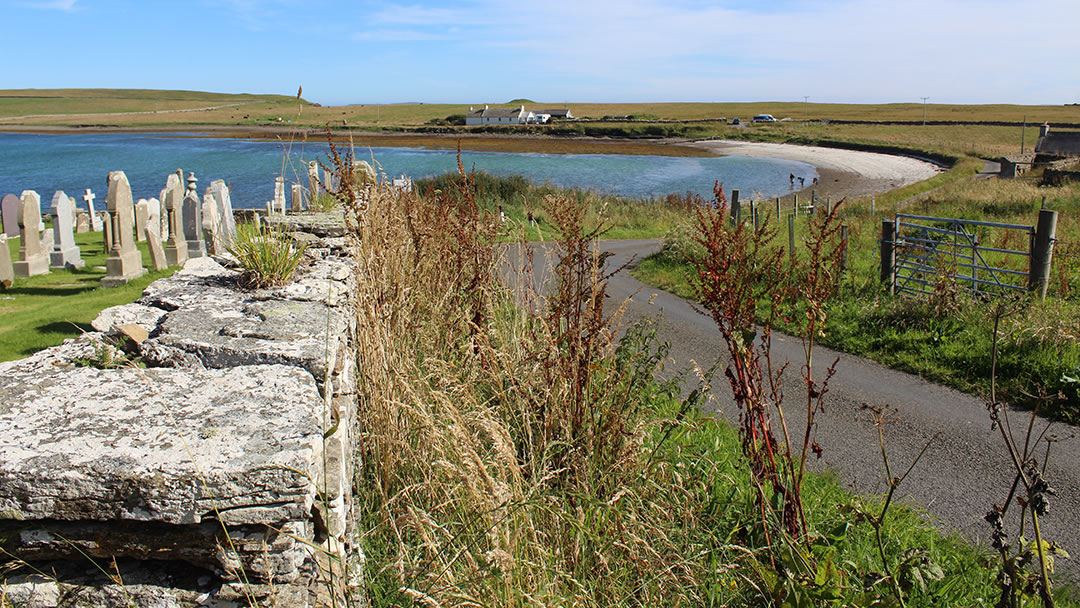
top-left (0, 132), bottom-right (817, 210)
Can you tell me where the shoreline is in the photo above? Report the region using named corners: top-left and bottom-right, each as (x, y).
top-left (0, 125), bottom-right (944, 201)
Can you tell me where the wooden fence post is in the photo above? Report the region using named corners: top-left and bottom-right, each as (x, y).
top-left (1029, 208), bottom-right (1058, 300)
top-left (730, 189), bottom-right (740, 225)
top-left (840, 224), bottom-right (848, 272)
top-left (788, 214), bottom-right (796, 263)
top-left (775, 197), bottom-right (781, 218)
top-left (793, 194), bottom-right (799, 217)
top-left (881, 218), bottom-right (896, 294)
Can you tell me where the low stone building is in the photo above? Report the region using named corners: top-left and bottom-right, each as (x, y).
top-left (1001, 123), bottom-right (1080, 178)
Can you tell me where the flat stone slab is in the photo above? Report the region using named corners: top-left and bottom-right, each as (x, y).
top-left (265, 211), bottom-right (346, 238)
top-left (0, 355), bottom-right (323, 527)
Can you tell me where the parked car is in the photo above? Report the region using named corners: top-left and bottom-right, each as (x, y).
top-left (752, 114), bottom-right (777, 123)
top-left (731, 117), bottom-right (741, 125)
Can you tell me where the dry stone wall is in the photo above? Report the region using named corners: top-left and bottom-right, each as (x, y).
top-left (0, 213), bottom-right (361, 608)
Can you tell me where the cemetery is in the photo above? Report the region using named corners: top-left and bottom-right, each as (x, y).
top-left (0, 166), bottom-right (361, 606)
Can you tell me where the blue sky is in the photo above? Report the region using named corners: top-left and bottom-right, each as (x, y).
top-left (3, 0), bottom-right (1078, 106)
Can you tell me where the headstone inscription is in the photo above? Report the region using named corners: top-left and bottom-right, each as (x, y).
top-left (13, 191), bottom-right (48, 277)
top-left (101, 171), bottom-right (147, 288)
top-left (49, 191), bottom-right (84, 269)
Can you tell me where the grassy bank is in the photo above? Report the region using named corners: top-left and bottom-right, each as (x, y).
top-left (633, 175), bottom-right (1080, 421)
top-left (0, 229), bottom-right (176, 361)
top-left (344, 167), bottom-right (1076, 606)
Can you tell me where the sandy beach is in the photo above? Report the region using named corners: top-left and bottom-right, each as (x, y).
top-left (690, 139), bottom-right (944, 201)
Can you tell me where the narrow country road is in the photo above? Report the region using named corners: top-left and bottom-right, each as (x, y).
top-left (515, 238), bottom-right (1080, 581)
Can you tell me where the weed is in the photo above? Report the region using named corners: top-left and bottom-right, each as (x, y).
top-left (227, 221), bottom-right (308, 289)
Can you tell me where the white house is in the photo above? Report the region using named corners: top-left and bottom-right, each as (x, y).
top-left (466, 105), bottom-right (545, 125)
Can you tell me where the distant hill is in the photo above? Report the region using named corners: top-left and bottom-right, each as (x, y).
top-left (0, 88), bottom-right (304, 104)
top-left (506, 98), bottom-right (535, 105)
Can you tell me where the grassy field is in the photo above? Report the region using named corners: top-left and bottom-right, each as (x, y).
top-left (0, 228), bottom-right (176, 361)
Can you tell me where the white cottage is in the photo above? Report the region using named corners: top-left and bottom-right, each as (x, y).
top-left (466, 105), bottom-right (538, 125)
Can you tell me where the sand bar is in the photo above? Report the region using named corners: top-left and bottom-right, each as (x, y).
top-left (691, 139), bottom-right (943, 200)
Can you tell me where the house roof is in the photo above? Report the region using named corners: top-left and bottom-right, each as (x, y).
top-left (467, 106), bottom-right (528, 118)
top-left (544, 109), bottom-right (572, 117)
top-left (1036, 130), bottom-right (1080, 157)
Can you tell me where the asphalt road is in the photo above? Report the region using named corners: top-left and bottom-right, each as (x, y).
top-left (512, 238), bottom-right (1080, 581)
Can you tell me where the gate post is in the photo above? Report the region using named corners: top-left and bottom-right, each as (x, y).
top-left (730, 189), bottom-right (741, 225)
top-left (881, 218), bottom-right (896, 294)
top-left (1029, 209), bottom-right (1058, 300)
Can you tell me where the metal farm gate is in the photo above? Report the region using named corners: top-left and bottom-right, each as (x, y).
top-left (880, 210), bottom-right (1059, 300)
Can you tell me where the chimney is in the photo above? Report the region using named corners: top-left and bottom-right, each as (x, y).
top-left (1040, 122), bottom-right (1050, 138)
top-left (520, 105), bottom-right (525, 112)
top-left (485, 104), bottom-right (489, 110)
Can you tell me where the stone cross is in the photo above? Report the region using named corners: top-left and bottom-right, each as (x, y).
top-left (0, 234), bottom-right (13, 287)
top-left (49, 191), bottom-right (84, 269)
top-left (183, 172), bottom-right (206, 259)
top-left (134, 199), bottom-right (149, 242)
top-left (13, 190), bottom-right (49, 277)
top-left (101, 171), bottom-right (147, 288)
top-left (291, 184), bottom-right (303, 212)
top-left (1, 193), bottom-right (19, 239)
top-left (163, 173), bottom-right (187, 267)
top-left (83, 188), bottom-right (103, 232)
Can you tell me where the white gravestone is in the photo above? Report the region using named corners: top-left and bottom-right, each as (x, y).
top-left (144, 207), bottom-right (168, 272)
top-left (201, 192), bottom-right (223, 255)
top-left (49, 191), bottom-right (84, 269)
top-left (163, 174), bottom-right (187, 267)
top-left (83, 188), bottom-right (103, 232)
top-left (101, 171), bottom-right (147, 288)
top-left (146, 197), bottom-right (161, 243)
top-left (1, 194), bottom-right (19, 239)
top-left (291, 184), bottom-right (303, 212)
top-left (206, 180), bottom-right (235, 247)
top-left (134, 199), bottom-right (149, 242)
top-left (183, 172), bottom-right (206, 259)
top-left (307, 161), bottom-right (320, 199)
top-left (0, 234), bottom-right (13, 287)
top-left (13, 190), bottom-right (48, 277)
top-left (273, 176), bottom-right (287, 216)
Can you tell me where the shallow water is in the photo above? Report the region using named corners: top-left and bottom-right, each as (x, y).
top-left (0, 132), bottom-right (817, 210)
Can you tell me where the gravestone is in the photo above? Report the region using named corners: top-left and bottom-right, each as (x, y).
top-left (307, 161), bottom-right (320, 198)
top-left (323, 165), bottom-right (338, 193)
top-left (159, 173), bottom-right (184, 241)
top-left (13, 191), bottom-right (48, 277)
top-left (144, 210), bottom-right (168, 271)
top-left (273, 177), bottom-right (287, 215)
top-left (0, 234), bottom-right (12, 287)
top-left (1, 194), bottom-right (19, 239)
top-left (40, 228), bottom-right (53, 254)
top-left (201, 192), bottom-right (223, 255)
top-left (146, 197), bottom-right (161, 243)
top-left (76, 212), bottom-right (90, 233)
top-left (291, 184), bottom-right (303, 212)
top-left (134, 199), bottom-right (149, 242)
top-left (49, 191), bottom-right (84, 269)
top-left (101, 171), bottom-right (147, 288)
top-left (83, 188), bottom-right (103, 232)
top-left (102, 211), bottom-right (113, 256)
top-left (206, 180), bottom-right (235, 247)
top-left (163, 174), bottom-right (187, 267)
top-left (183, 172), bottom-right (206, 259)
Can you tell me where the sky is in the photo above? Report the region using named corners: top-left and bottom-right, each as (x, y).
top-left (2, 0), bottom-right (1078, 107)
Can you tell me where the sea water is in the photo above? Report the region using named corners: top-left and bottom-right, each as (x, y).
top-left (0, 132), bottom-right (817, 210)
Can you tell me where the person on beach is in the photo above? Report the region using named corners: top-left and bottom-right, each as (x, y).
top-left (789, 173), bottom-right (795, 185)
top-left (813, 177), bottom-right (819, 186)
top-left (798, 177), bottom-right (805, 187)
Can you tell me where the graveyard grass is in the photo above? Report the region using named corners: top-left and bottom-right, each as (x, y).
top-left (0, 230), bottom-right (176, 362)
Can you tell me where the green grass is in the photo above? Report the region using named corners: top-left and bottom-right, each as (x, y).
top-left (632, 176), bottom-right (1080, 420)
top-left (1, 228), bottom-right (177, 361)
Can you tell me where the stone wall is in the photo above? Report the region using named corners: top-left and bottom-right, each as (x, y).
top-left (0, 213), bottom-right (361, 607)
top-left (1000, 153), bottom-right (1076, 178)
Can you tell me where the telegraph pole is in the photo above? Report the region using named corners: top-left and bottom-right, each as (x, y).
top-left (803, 95), bottom-right (809, 119)
top-left (920, 97), bottom-right (929, 125)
